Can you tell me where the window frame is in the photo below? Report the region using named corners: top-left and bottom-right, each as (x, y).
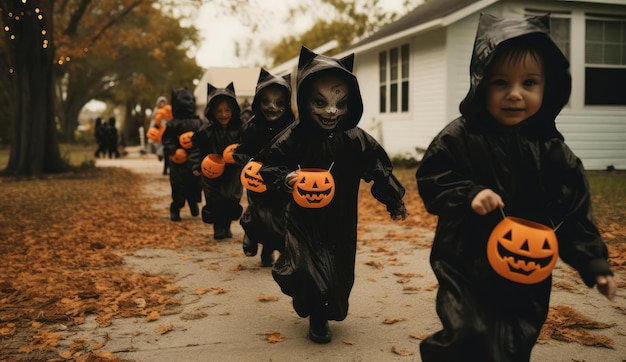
top-left (378, 44), bottom-right (410, 114)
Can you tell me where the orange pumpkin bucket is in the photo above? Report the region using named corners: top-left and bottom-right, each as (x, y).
top-left (292, 165), bottom-right (335, 208)
top-left (201, 154), bottom-right (225, 178)
top-left (222, 143), bottom-right (238, 164)
top-left (169, 148), bottom-right (188, 164)
top-left (147, 125), bottom-right (165, 143)
top-left (487, 216), bottom-right (558, 284)
top-left (240, 160), bottom-right (266, 193)
top-left (179, 131), bottom-right (194, 149)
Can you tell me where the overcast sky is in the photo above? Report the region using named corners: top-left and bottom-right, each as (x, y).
top-left (193, 0), bottom-right (409, 68)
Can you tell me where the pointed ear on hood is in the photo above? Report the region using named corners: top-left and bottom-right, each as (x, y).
top-left (226, 82), bottom-right (236, 96)
top-left (338, 53), bottom-right (355, 72)
top-left (282, 73), bottom-right (291, 87)
top-left (258, 68), bottom-right (270, 83)
top-left (207, 83), bottom-right (216, 102)
top-left (298, 46), bottom-right (317, 71)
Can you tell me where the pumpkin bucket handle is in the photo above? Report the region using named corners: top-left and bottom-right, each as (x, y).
top-left (497, 207), bottom-right (564, 232)
top-left (297, 162), bottom-right (334, 171)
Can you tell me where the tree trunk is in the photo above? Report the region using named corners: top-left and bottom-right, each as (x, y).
top-left (1, 0), bottom-right (69, 176)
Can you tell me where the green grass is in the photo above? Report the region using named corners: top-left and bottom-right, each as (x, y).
top-left (0, 143), bottom-right (99, 169)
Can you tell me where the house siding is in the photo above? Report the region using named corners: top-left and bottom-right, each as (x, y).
top-left (557, 112), bottom-right (626, 170)
top-left (354, 30), bottom-right (448, 158)
top-left (410, 30), bottom-right (448, 153)
top-left (347, 0), bottom-right (626, 168)
top-left (446, 14), bottom-right (483, 124)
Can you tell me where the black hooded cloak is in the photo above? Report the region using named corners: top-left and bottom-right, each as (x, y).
top-left (416, 14), bottom-right (613, 361)
top-left (233, 68), bottom-right (296, 251)
top-left (161, 88), bottom-right (205, 212)
top-left (189, 83), bottom-right (243, 225)
top-left (261, 46), bottom-right (407, 321)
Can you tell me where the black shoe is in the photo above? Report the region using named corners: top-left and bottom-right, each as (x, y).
top-left (243, 235), bottom-right (258, 256)
top-left (170, 210), bottom-right (181, 222)
top-left (225, 227), bottom-right (233, 238)
top-left (260, 248), bottom-right (274, 267)
top-left (308, 316), bottom-right (331, 344)
top-left (214, 228), bottom-right (226, 240)
top-left (189, 203), bottom-right (199, 217)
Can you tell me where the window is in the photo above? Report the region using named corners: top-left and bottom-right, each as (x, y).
top-left (379, 44), bottom-right (409, 113)
top-left (585, 14), bottom-right (626, 105)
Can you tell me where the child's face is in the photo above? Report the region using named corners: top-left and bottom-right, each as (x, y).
top-left (259, 86), bottom-right (288, 122)
top-left (213, 100), bottom-right (232, 128)
top-left (307, 74), bottom-right (348, 130)
top-left (486, 52), bottom-right (545, 126)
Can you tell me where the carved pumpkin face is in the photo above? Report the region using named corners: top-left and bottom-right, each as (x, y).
top-left (169, 148), bottom-right (188, 164)
top-left (147, 125), bottom-right (165, 143)
top-left (179, 131), bottom-right (194, 149)
top-left (201, 154), bottom-right (225, 178)
top-left (222, 143), bottom-right (238, 164)
top-left (487, 217), bottom-right (558, 284)
top-left (240, 160), bottom-right (266, 193)
top-left (292, 168), bottom-right (335, 208)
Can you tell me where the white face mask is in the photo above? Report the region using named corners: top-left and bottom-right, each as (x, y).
top-left (259, 86), bottom-right (288, 122)
top-left (307, 74), bottom-right (348, 130)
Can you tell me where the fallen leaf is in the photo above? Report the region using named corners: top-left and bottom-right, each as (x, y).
top-left (193, 288), bottom-right (210, 295)
top-left (365, 260), bottom-right (384, 269)
top-left (383, 317), bottom-right (404, 324)
top-left (146, 310), bottom-right (160, 322)
top-left (264, 332), bottom-right (285, 343)
top-left (391, 345), bottom-right (414, 356)
top-left (257, 294), bottom-right (279, 302)
top-left (155, 324), bottom-right (173, 335)
top-left (424, 283), bottom-right (438, 291)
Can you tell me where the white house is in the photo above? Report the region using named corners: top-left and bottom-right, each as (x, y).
top-left (193, 67), bottom-right (260, 117)
top-left (333, 0), bottom-right (626, 170)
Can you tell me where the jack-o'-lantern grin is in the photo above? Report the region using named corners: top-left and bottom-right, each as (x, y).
top-left (295, 183), bottom-right (333, 204)
top-left (243, 173), bottom-right (264, 188)
top-left (487, 217), bottom-right (558, 284)
top-left (496, 240), bottom-right (554, 276)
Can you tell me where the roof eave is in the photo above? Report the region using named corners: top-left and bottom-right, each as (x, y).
top-left (336, 0), bottom-right (499, 58)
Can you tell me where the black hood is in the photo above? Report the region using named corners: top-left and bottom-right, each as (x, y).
top-left (204, 82), bottom-right (242, 129)
top-left (171, 88), bottom-right (197, 119)
top-left (296, 46), bottom-right (363, 131)
top-left (251, 68), bottom-right (293, 116)
top-left (460, 13), bottom-right (571, 139)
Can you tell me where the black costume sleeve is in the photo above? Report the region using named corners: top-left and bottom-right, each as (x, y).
top-left (545, 142), bottom-right (613, 286)
top-left (359, 131), bottom-right (406, 215)
top-left (416, 122), bottom-right (486, 218)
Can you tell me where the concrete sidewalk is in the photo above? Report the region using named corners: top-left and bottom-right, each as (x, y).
top-left (81, 147), bottom-right (625, 362)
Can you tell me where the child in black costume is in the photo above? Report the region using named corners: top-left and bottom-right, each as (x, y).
top-left (415, 14), bottom-right (616, 361)
top-left (234, 68), bottom-right (295, 267)
top-left (261, 46), bottom-right (408, 344)
top-left (161, 88), bottom-right (205, 222)
top-left (189, 83), bottom-right (243, 240)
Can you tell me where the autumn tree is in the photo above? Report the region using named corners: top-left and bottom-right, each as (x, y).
top-left (54, 0), bottom-right (203, 143)
top-left (265, 0), bottom-right (423, 67)
top-left (0, 0), bottom-right (205, 175)
top-left (0, 0), bottom-right (68, 175)
top-left (102, 10), bottom-right (203, 144)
